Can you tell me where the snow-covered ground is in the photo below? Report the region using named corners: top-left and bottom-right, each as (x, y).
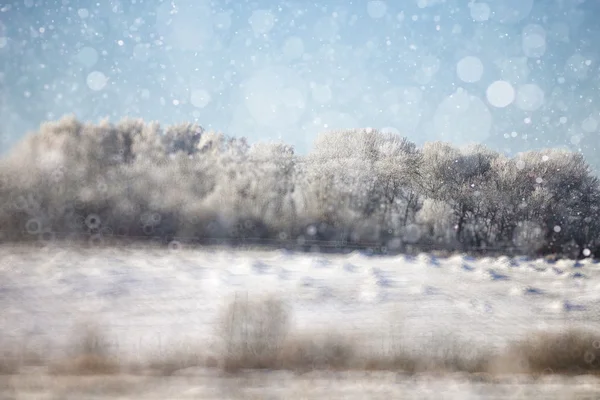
top-left (1, 244), bottom-right (600, 364)
top-left (3, 370), bottom-right (600, 400)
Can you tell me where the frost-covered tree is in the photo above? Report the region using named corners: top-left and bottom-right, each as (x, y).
top-left (247, 142), bottom-right (299, 232)
top-left (1, 117), bottom-right (600, 258)
top-left (415, 198), bottom-right (455, 246)
top-left (371, 133), bottom-right (422, 235)
top-left (305, 129), bottom-right (378, 234)
top-left (162, 122), bottom-right (204, 156)
top-left (305, 128), bottom-right (420, 243)
top-left (518, 149), bottom-right (600, 256)
top-left (418, 142), bottom-right (498, 248)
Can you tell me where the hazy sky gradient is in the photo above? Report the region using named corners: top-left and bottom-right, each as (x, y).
top-left (1, 0), bottom-right (600, 165)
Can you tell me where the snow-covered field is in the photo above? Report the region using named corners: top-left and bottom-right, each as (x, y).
top-left (2, 245), bottom-right (599, 352)
top-left (2, 244), bottom-right (600, 398)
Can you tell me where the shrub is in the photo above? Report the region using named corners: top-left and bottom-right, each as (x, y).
top-left (49, 322), bottom-right (120, 375)
top-left (507, 329), bottom-right (600, 375)
top-left (218, 293), bottom-right (290, 372)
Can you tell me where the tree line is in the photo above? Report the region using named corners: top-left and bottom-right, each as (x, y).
top-left (0, 115), bottom-right (598, 258)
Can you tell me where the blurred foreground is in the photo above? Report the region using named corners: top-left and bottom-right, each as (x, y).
top-left (2, 244), bottom-right (600, 398)
top-left (2, 370), bottom-right (600, 400)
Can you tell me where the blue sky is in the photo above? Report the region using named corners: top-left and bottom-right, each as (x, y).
top-left (1, 0), bottom-right (599, 165)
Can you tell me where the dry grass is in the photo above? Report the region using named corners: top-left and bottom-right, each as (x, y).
top-left (50, 354), bottom-right (120, 376)
top-left (216, 294), bottom-right (492, 375)
top-left (360, 334), bottom-right (492, 375)
top-left (0, 338), bottom-right (46, 375)
top-left (9, 299), bottom-right (600, 379)
top-left (277, 332), bottom-right (359, 372)
top-left (361, 352), bottom-right (420, 373)
top-left (0, 350), bottom-right (20, 375)
top-left (49, 322), bottom-right (120, 376)
top-left (217, 293), bottom-right (367, 373)
top-left (142, 345), bottom-right (218, 376)
top-left (215, 297), bottom-right (600, 378)
top-left (505, 328), bottom-right (600, 375)
top-left (218, 293), bottom-right (291, 372)
top-left (418, 334), bottom-right (494, 374)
